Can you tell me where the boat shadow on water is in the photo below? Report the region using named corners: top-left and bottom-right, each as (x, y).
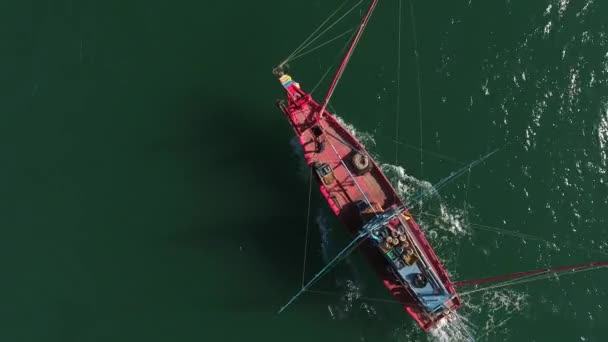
top-left (168, 96), bottom-right (336, 310)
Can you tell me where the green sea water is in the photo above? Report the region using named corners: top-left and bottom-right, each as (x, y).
top-left (2, 0), bottom-right (607, 341)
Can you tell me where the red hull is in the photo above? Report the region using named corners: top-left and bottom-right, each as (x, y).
top-left (277, 75), bottom-right (461, 330)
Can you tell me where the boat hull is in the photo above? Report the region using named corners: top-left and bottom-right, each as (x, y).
top-left (276, 74), bottom-right (461, 331)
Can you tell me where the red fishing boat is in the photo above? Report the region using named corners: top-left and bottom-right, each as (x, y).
top-left (275, 68), bottom-right (461, 330)
top-left (273, 0), bottom-right (460, 330)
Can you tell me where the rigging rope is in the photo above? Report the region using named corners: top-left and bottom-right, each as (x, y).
top-left (280, 0), bottom-right (349, 65)
top-left (407, 149), bottom-right (500, 209)
top-left (290, 28), bottom-right (355, 62)
top-left (453, 168), bottom-right (472, 274)
top-left (421, 211), bottom-right (608, 260)
top-left (326, 137), bottom-right (377, 212)
top-left (469, 222), bottom-right (554, 243)
top-left (280, 0), bottom-right (363, 66)
top-left (391, 140), bottom-right (467, 165)
top-left (419, 212), bottom-right (553, 244)
top-left (278, 229), bottom-right (370, 313)
top-left (311, 64), bottom-right (337, 96)
top-left (310, 32), bottom-right (357, 95)
top-left (463, 168), bottom-right (472, 222)
top-left (311, 30), bottom-right (360, 95)
top-left (301, 168), bottom-right (314, 288)
top-left (394, 0), bottom-right (403, 166)
top-left (452, 314), bottom-right (477, 342)
top-left (408, 0), bottom-right (424, 178)
top-left (289, 2), bottom-right (363, 63)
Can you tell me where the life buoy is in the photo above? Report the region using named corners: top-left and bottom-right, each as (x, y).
top-left (352, 152), bottom-right (371, 175)
top-left (412, 273), bottom-right (428, 288)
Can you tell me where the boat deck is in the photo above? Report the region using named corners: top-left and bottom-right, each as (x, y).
top-left (292, 107), bottom-right (396, 218)
top-left (276, 76), bottom-right (461, 330)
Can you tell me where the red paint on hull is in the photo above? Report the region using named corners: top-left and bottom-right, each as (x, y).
top-left (277, 77), bottom-right (461, 331)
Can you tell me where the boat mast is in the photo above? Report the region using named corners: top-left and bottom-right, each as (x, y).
top-left (317, 0), bottom-right (379, 118)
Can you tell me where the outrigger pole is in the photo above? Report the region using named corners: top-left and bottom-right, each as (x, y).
top-left (278, 208), bottom-right (410, 314)
top-left (454, 261), bottom-right (608, 288)
top-left (316, 0), bottom-right (379, 118)
top-left (278, 229), bottom-right (370, 314)
top-left (276, 150), bottom-right (500, 313)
